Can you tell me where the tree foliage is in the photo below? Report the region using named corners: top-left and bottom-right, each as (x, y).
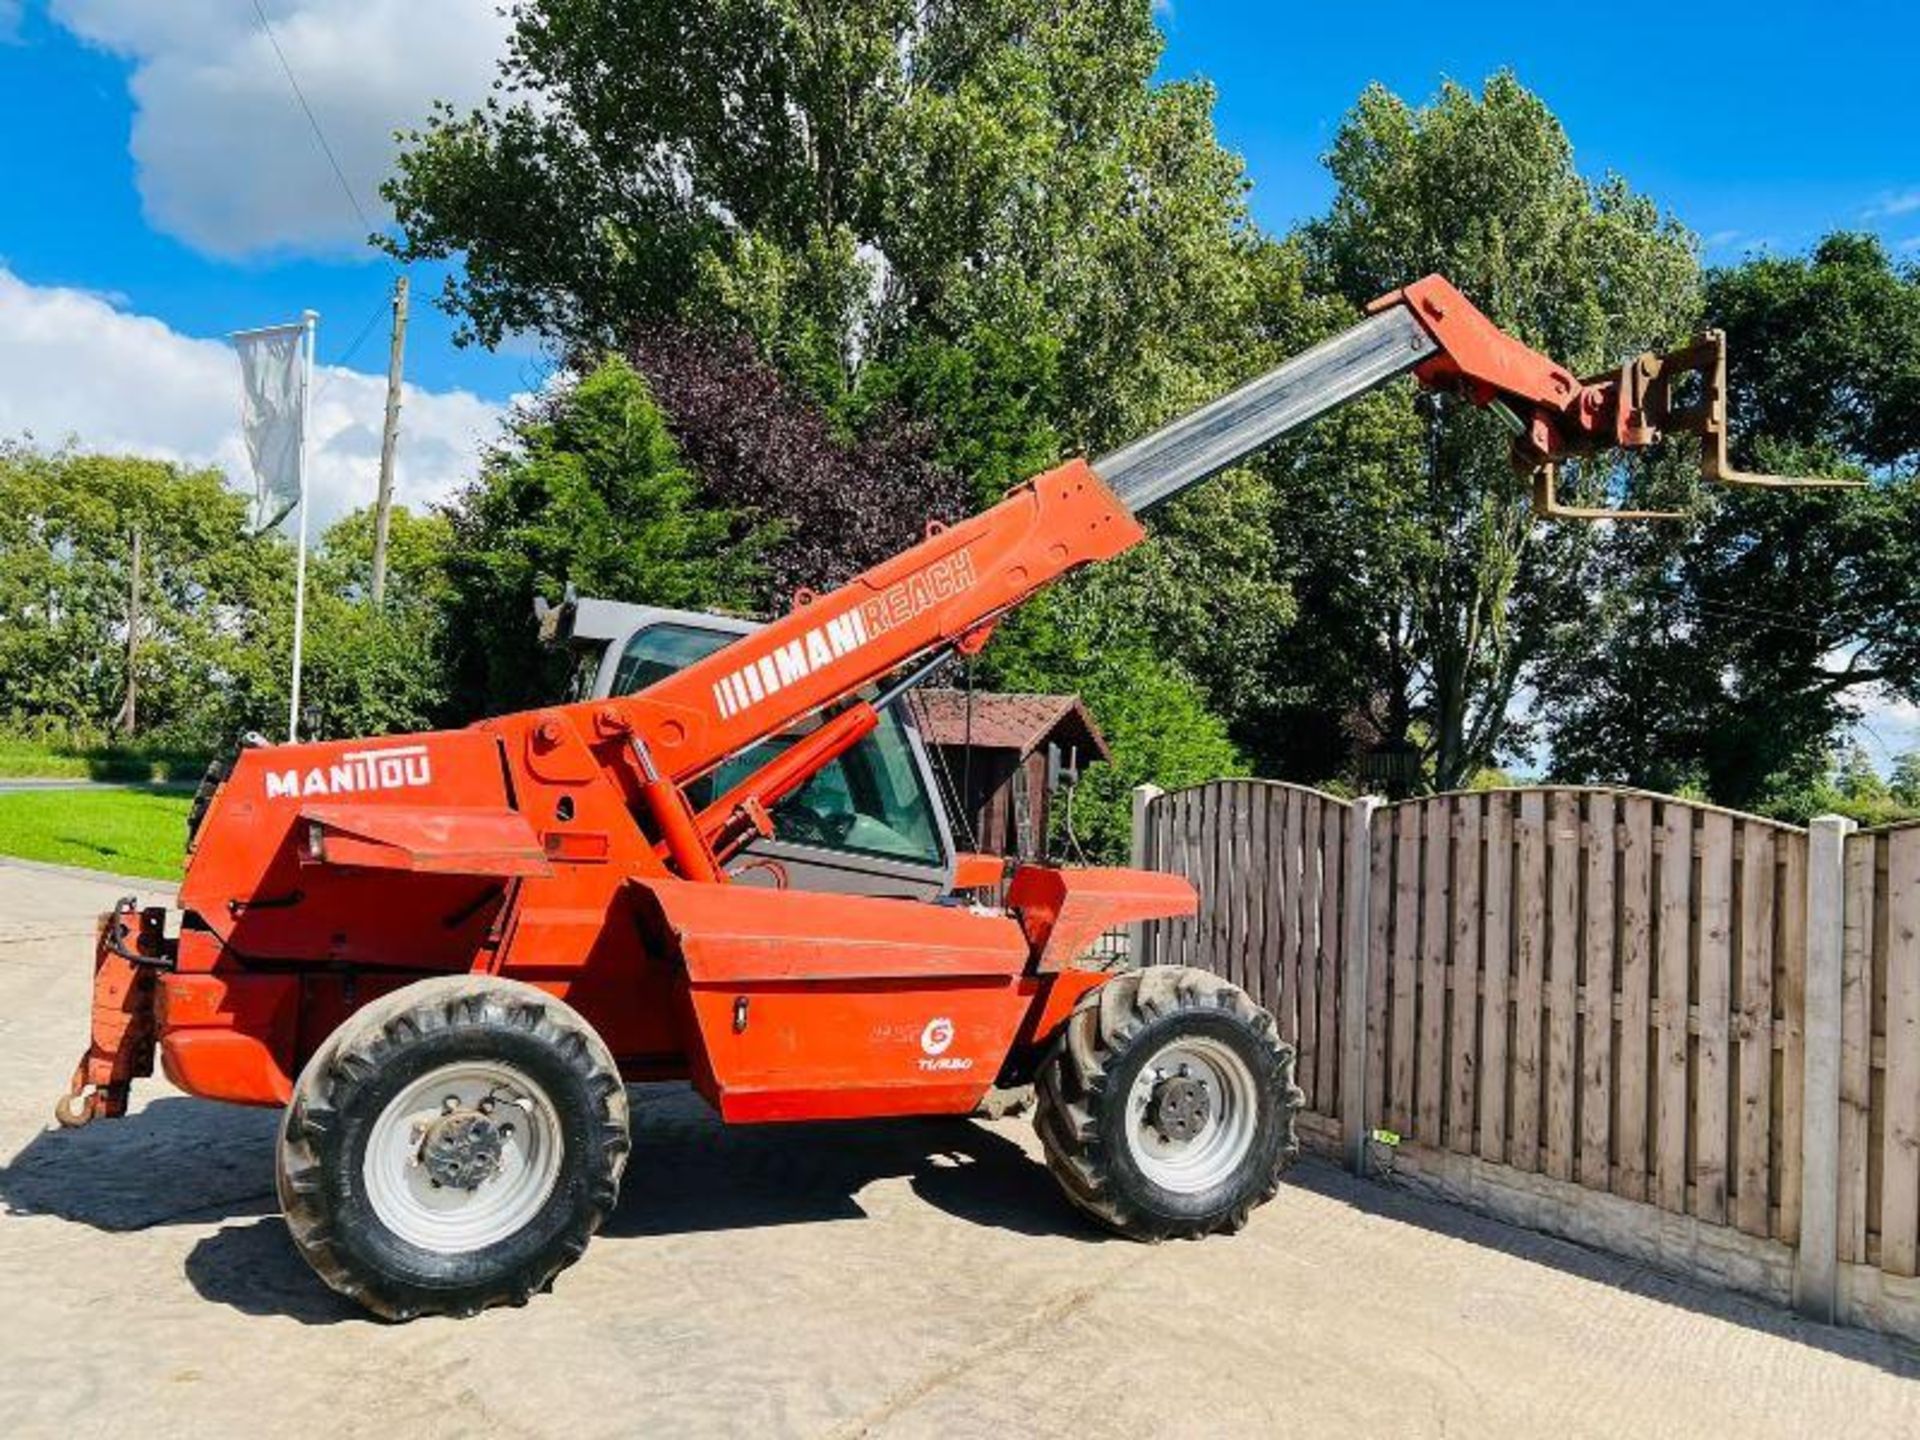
top-left (628, 326), bottom-right (972, 602)
top-left (1539, 235), bottom-right (1920, 807)
top-left (0, 443), bottom-right (456, 750)
top-left (439, 356), bottom-right (764, 713)
top-left (1271, 74), bottom-right (1700, 792)
top-left (388, 0), bottom-right (1288, 844)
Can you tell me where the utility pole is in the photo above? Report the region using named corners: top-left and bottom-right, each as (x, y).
top-left (370, 272), bottom-right (409, 607)
top-left (113, 528), bottom-right (142, 737)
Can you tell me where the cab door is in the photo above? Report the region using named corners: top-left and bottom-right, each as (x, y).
top-left (598, 617), bottom-right (957, 899)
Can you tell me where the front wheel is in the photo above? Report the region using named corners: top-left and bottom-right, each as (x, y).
top-left (1034, 967), bottom-right (1301, 1240)
top-left (276, 976), bottom-right (630, 1320)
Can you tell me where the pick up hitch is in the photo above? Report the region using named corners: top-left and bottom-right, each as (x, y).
top-left (55, 898), bottom-right (168, 1128)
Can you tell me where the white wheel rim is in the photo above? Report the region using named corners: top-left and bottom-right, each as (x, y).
top-left (364, 1060), bottom-right (564, 1254)
top-left (1123, 1036), bottom-right (1259, 1194)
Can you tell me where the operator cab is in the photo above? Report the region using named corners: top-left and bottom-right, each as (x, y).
top-left (546, 596), bottom-right (959, 900)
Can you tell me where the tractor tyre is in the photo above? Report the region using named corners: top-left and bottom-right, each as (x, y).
top-left (1033, 966), bottom-right (1301, 1241)
top-left (276, 975), bottom-right (630, 1321)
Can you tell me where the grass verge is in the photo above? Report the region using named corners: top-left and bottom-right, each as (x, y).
top-left (0, 787), bottom-right (190, 881)
top-left (0, 739), bottom-right (209, 783)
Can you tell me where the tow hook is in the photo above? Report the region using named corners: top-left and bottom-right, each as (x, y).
top-left (55, 898), bottom-right (167, 1128)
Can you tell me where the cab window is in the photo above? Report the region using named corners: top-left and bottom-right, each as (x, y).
top-left (610, 623), bottom-right (734, 696)
top-left (611, 623), bottom-right (945, 868)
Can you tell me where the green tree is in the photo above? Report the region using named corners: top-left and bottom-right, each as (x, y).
top-left (977, 595), bottom-right (1242, 859)
top-left (1892, 752), bottom-right (1920, 808)
top-left (1266, 73), bottom-right (1699, 791)
top-left (439, 357), bottom-right (764, 714)
top-left (0, 444), bottom-right (277, 746)
top-left (387, 0), bottom-right (1288, 805)
top-left (221, 507), bottom-right (459, 742)
top-left (1539, 234), bottom-right (1920, 807)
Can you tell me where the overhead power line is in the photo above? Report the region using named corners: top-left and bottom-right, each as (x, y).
top-left (248, 0), bottom-right (377, 236)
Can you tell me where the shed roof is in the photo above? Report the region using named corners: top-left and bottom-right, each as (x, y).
top-left (906, 689), bottom-right (1110, 763)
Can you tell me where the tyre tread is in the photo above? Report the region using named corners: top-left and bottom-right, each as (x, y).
top-left (276, 975), bottom-right (629, 1322)
top-left (1033, 966), bottom-right (1301, 1242)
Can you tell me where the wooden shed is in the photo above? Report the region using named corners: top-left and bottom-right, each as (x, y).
top-left (905, 689), bottom-right (1110, 860)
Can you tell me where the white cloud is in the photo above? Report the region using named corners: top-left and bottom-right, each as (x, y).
top-left (1865, 190), bottom-right (1920, 221)
top-left (1851, 690), bottom-right (1920, 769)
top-left (49, 0), bottom-right (511, 258)
top-left (0, 267), bottom-right (505, 530)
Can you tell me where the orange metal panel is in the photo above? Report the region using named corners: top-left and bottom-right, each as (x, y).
top-left (180, 730), bottom-right (520, 969)
top-left (632, 877), bottom-right (1037, 1118)
top-left (631, 877), bottom-right (1029, 983)
top-left (299, 803), bottom-right (553, 877)
top-left (1005, 864), bottom-right (1196, 972)
top-left (155, 971), bottom-right (299, 1106)
top-left (685, 981), bottom-right (1032, 1121)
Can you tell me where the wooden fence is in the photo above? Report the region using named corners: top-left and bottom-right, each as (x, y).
top-left (1132, 780), bottom-right (1920, 1339)
top-left (1135, 781), bottom-right (1351, 1115)
top-left (1841, 823), bottom-right (1920, 1276)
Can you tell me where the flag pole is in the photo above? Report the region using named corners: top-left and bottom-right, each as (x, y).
top-left (288, 310), bottom-right (318, 743)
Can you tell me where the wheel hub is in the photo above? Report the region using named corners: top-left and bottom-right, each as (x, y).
top-left (420, 1109), bottom-right (506, 1190)
top-left (1146, 1070), bottom-right (1213, 1143)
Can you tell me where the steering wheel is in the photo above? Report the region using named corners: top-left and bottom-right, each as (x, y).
top-left (775, 804), bottom-right (854, 848)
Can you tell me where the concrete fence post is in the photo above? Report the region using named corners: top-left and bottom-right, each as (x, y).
top-left (1341, 795), bottom-right (1384, 1175)
top-left (1129, 784), bottom-right (1165, 967)
top-left (1795, 813), bottom-right (1854, 1322)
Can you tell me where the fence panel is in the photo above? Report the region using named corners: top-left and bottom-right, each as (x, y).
top-left (1134, 783), bottom-right (1920, 1331)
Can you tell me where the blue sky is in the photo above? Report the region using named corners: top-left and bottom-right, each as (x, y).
top-left (0, 1), bottom-right (1914, 758)
top-left (2, 1), bottom-right (1915, 408)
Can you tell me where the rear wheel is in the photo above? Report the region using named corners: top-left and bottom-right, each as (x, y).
top-left (277, 976), bottom-right (629, 1320)
top-left (1034, 967), bottom-right (1301, 1240)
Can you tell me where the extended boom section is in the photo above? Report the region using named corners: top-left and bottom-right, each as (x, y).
top-left (1094, 303), bottom-right (1437, 512)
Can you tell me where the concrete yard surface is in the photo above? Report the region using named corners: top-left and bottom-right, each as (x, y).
top-left (2, 862), bottom-right (1917, 1438)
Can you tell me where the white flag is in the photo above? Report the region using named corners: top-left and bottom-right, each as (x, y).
top-left (234, 322), bottom-right (307, 531)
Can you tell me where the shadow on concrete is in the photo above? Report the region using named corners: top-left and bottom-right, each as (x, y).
top-left (0, 1095), bottom-right (279, 1231)
top-left (602, 1084), bottom-right (1102, 1243)
top-left (1290, 1157), bottom-right (1920, 1379)
top-left (3, 1082), bottom-right (1097, 1325)
top-left (184, 1216), bottom-right (365, 1325)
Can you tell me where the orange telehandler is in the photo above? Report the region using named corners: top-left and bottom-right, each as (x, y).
top-left (56, 276), bottom-right (1841, 1319)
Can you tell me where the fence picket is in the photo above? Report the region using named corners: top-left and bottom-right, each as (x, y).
top-left (1779, 832), bottom-right (1808, 1244)
top-left (1546, 792), bottom-right (1580, 1184)
top-left (1299, 796), bottom-right (1325, 1111)
top-left (1478, 793), bottom-right (1513, 1165)
top-left (1417, 797), bottom-right (1453, 1146)
top-left (1695, 812), bottom-right (1733, 1225)
top-left (1248, 784), bottom-right (1271, 1007)
top-left (1259, 791), bottom-right (1274, 1013)
top-left (1283, 790), bottom-right (1305, 1048)
top-left (1448, 795), bottom-right (1481, 1154)
top-left (1367, 805), bottom-right (1393, 1138)
top-left (1655, 802), bottom-right (1693, 1214)
top-left (1580, 794), bottom-right (1616, 1190)
top-left (1390, 803), bottom-right (1421, 1136)
top-left (1735, 824), bottom-right (1777, 1238)
top-left (1838, 832), bottom-right (1874, 1263)
top-left (1615, 797), bottom-right (1654, 1204)
top-left (1885, 827), bottom-right (1920, 1276)
top-left (1512, 792), bottom-right (1547, 1172)
top-left (1319, 803), bottom-right (1344, 1110)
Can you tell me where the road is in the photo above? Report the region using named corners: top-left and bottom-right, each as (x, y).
top-left (2, 860), bottom-right (1916, 1438)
